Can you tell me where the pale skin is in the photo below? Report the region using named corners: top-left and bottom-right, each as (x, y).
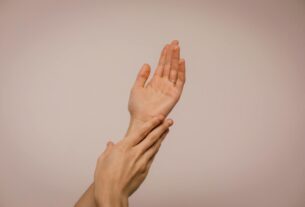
top-left (75, 40), bottom-right (186, 207)
top-left (75, 117), bottom-right (172, 207)
top-left (95, 116), bottom-right (173, 207)
top-left (127, 40), bottom-right (186, 136)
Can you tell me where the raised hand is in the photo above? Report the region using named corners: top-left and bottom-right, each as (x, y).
top-left (127, 40), bottom-right (186, 136)
top-left (94, 116), bottom-right (173, 207)
top-left (75, 41), bottom-right (185, 207)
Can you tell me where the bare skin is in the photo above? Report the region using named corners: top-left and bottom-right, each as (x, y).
top-left (75, 116), bottom-right (172, 207)
top-left (126, 40), bottom-right (186, 136)
top-left (75, 40), bottom-right (186, 207)
top-left (95, 116), bottom-right (173, 207)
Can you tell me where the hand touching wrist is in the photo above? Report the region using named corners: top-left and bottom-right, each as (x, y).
top-left (76, 40), bottom-right (186, 207)
top-left (125, 116), bottom-right (146, 137)
top-left (94, 116), bottom-right (173, 206)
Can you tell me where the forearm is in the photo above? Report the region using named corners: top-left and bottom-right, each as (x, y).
top-left (75, 119), bottom-right (141, 207)
top-left (74, 183), bottom-right (97, 207)
top-left (125, 116), bottom-right (151, 137)
top-left (75, 183), bottom-right (128, 207)
top-left (95, 194), bottom-right (128, 207)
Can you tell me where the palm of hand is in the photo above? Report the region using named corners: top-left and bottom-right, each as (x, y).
top-left (129, 76), bottom-right (180, 121)
top-left (128, 40), bottom-right (186, 122)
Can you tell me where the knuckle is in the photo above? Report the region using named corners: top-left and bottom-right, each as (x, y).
top-left (165, 64), bottom-right (171, 69)
top-left (170, 70), bottom-right (177, 75)
top-left (164, 65), bottom-right (171, 71)
top-left (148, 133), bottom-right (157, 143)
top-left (138, 164), bottom-right (146, 173)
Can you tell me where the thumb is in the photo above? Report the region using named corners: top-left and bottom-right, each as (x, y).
top-left (134, 64), bottom-right (150, 88)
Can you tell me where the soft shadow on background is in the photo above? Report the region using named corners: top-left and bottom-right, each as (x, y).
top-left (0, 1), bottom-right (305, 207)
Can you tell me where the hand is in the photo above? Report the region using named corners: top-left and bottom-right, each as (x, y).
top-left (94, 116), bottom-right (173, 207)
top-left (127, 40), bottom-right (186, 135)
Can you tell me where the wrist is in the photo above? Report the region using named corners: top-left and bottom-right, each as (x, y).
top-left (125, 116), bottom-right (146, 137)
top-left (95, 193), bottom-right (128, 207)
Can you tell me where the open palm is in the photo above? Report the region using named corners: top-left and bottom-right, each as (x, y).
top-left (128, 40), bottom-right (186, 123)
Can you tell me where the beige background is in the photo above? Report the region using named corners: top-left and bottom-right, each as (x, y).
top-left (1, 1), bottom-right (305, 207)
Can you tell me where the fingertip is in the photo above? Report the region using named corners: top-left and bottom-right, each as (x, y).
top-left (167, 119), bottom-right (174, 126)
top-left (142, 63), bottom-right (151, 73)
top-left (135, 64), bottom-right (151, 88)
top-left (172, 40), bottom-right (179, 45)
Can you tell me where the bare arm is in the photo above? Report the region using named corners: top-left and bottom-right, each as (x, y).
top-left (75, 40), bottom-right (186, 207)
top-left (75, 116), bottom-right (173, 207)
top-left (74, 184), bottom-right (96, 207)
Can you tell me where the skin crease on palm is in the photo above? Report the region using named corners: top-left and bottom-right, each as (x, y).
top-left (74, 40), bottom-right (186, 207)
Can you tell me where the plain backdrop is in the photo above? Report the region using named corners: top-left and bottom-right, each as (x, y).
top-left (1, 1), bottom-right (305, 207)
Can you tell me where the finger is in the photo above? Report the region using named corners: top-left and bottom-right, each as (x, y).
top-left (163, 43), bottom-right (174, 78)
top-left (169, 45), bottom-right (180, 84)
top-left (128, 115), bottom-right (165, 146)
top-left (163, 40), bottom-right (179, 79)
top-left (136, 119), bottom-right (173, 153)
top-left (145, 132), bottom-right (167, 170)
top-left (146, 152), bottom-right (156, 171)
top-left (176, 58), bottom-right (186, 91)
top-left (133, 64), bottom-right (151, 88)
top-left (171, 40), bottom-right (179, 45)
top-left (154, 45), bottom-right (168, 77)
top-left (140, 129), bottom-right (169, 166)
